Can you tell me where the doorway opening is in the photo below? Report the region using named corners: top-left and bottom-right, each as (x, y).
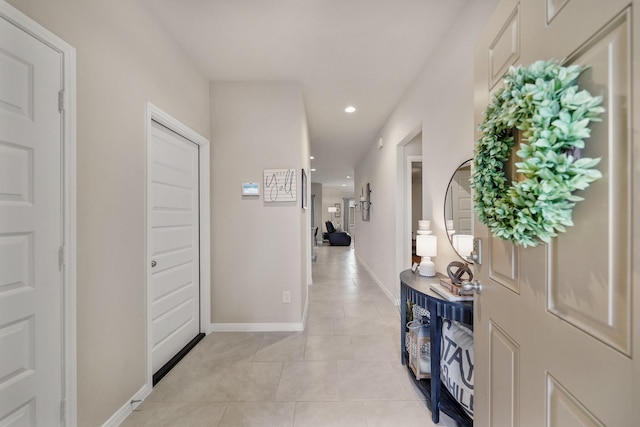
top-left (403, 131), bottom-right (423, 269)
top-left (410, 161), bottom-right (423, 265)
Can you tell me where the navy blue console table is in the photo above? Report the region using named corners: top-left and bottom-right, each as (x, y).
top-left (400, 269), bottom-right (474, 426)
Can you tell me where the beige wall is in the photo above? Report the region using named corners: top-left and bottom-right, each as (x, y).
top-left (354, 0), bottom-right (498, 298)
top-left (210, 82), bottom-right (310, 325)
top-left (6, 0), bottom-right (211, 425)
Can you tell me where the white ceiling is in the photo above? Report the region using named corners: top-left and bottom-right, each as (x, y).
top-left (139, 0), bottom-right (469, 191)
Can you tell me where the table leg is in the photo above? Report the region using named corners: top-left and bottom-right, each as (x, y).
top-left (429, 299), bottom-right (442, 424)
top-left (400, 283), bottom-right (407, 365)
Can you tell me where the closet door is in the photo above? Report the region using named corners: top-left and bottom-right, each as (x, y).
top-left (148, 120), bottom-right (201, 376)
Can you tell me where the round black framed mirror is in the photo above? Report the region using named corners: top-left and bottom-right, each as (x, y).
top-left (444, 159), bottom-right (473, 263)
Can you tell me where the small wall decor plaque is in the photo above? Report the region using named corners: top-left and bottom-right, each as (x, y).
top-left (264, 168), bottom-right (296, 202)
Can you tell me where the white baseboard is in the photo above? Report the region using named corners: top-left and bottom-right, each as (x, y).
top-left (203, 322), bottom-right (214, 335)
top-left (209, 322), bottom-right (305, 332)
top-left (101, 383), bottom-right (152, 427)
top-left (355, 252), bottom-right (398, 305)
top-left (302, 293), bottom-right (309, 328)
top-left (208, 290), bottom-right (309, 333)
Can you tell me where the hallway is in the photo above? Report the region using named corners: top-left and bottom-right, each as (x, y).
top-left (122, 245), bottom-right (455, 426)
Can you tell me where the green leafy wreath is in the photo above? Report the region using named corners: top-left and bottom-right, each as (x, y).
top-left (472, 60), bottom-right (605, 247)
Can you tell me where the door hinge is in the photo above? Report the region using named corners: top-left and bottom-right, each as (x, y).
top-left (60, 399), bottom-right (67, 422)
top-left (58, 246), bottom-right (65, 271)
top-left (58, 90), bottom-right (66, 112)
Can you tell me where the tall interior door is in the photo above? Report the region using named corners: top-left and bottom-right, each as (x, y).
top-left (148, 120), bottom-right (201, 378)
top-left (473, 1), bottom-right (638, 425)
top-left (0, 15), bottom-right (63, 425)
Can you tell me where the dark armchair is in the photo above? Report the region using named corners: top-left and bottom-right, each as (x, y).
top-left (323, 221), bottom-right (351, 246)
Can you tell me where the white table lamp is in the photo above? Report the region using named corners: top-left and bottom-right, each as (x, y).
top-left (416, 234), bottom-right (438, 277)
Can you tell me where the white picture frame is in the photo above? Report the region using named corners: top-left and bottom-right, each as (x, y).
top-left (264, 168), bottom-right (297, 202)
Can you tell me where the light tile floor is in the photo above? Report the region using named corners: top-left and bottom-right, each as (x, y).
top-left (122, 244), bottom-right (457, 427)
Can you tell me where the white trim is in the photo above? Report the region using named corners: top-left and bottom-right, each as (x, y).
top-left (0, 2), bottom-right (78, 425)
top-left (302, 292), bottom-right (310, 329)
top-left (99, 384), bottom-right (152, 427)
top-left (406, 155), bottom-right (422, 270)
top-left (394, 125), bottom-right (422, 295)
top-left (145, 103), bottom-right (212, 391)
top-left (210, 323), bottom-right (305, 332)
top-left (62, 46), bottom-right (78, 427)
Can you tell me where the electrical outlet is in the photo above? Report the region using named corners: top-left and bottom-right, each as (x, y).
top-left (282, 290), bottom-right (291, 303)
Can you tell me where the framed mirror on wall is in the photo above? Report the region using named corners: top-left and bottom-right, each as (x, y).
top-left (444, 159), bottom-right (474, 262)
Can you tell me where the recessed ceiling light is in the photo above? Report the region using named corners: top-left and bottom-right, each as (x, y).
top-left (346, 175), bottom-right (352, 179)
top-left (342, 184), bottom-right (346, 187)
top-left (345, 106), bottom-right (356, 113)
top-left (311, 168), bottom-right (316, 172)
top-left (310, 156), bottom-right (315, 160)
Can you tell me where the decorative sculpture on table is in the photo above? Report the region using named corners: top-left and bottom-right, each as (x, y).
top-left (438, 261), bottom-right (473, 296)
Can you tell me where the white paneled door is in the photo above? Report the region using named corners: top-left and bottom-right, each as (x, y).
top-left (0, 15), bottom-right (63, 426)
top-left (148, 120), bottom-right (200, 375)
top-left (473, 1), bottom-right (638, 426)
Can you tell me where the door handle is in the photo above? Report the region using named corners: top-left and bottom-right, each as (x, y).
top-left (151, 260), bottom-right (157, 268)
top-left (461, 280), bottom-right (482, 294)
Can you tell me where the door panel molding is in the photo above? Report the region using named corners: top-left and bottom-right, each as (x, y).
top-left (0, 142), bottom-right (33, 204)
top-left (548, 10), bottom-right (631, 355)
top-left (489, 235), bottom-right (520, 293)
top-left (489, 320), bottom-right (520, 427)
top-left (546, 0), bottom-right (570, 24)
top-left (546, 373), bottom-right (605, 426)
top-left (0, 232), bottom-right (33, 294)
top-left (488, 3), bottom-right (520, 90)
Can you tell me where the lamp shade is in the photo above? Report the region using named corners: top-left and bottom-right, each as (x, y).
top-left (416, 235), bottom-right (437, 257)
top-left (452, 234), bottom-right (474, 258)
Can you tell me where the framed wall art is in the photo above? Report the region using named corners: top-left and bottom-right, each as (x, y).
top-left (263, 168), bottom-right (296, 202)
